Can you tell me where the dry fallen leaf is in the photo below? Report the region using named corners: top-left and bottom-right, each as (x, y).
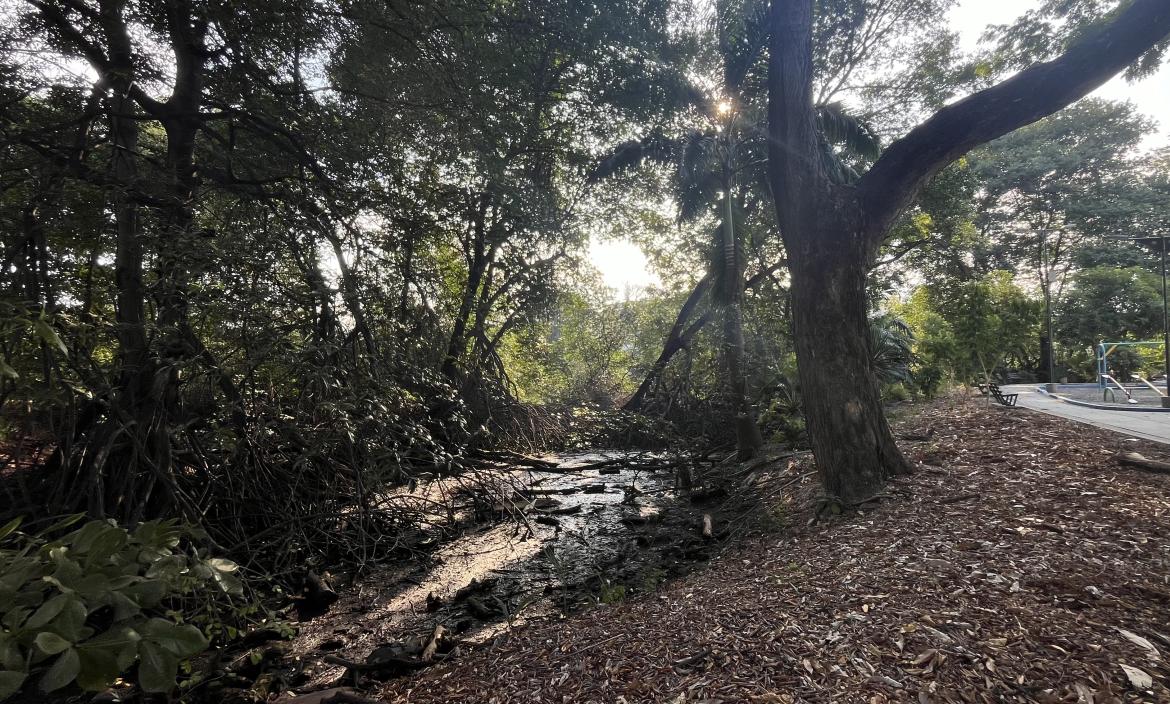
top-left (1117, 628), bottom-right (1161, 661)
top-left (1119, 663), bottom-right (1153, 690)
top-left (749, 694), bottom-right (793, 704)
top-left (1073, 680), bottom-right (1095, 704)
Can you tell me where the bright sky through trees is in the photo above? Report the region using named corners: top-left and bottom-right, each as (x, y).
top-left (590, 0), bottom-right (1170, 293)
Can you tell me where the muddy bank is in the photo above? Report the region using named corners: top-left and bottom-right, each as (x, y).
top-left (223, 449), bottom-right (754, 698)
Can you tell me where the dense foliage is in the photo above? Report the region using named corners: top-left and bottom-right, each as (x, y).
top-left (0, 517), bottom-right (251, 699)
top-left (0, 0), bottom-right (1168, 695)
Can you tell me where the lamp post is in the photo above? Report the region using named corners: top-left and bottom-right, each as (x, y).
top-left (1159, 235), bottom-right (1170, 406)
top-left (1040, 234), bottom-right (1058, 391)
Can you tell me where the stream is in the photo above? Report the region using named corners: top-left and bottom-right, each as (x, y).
top-left (280, 450), bottom-right (724, 690)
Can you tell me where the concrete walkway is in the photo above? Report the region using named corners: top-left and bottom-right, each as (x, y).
top-left (1001, 384), bottom-right (1170, 445)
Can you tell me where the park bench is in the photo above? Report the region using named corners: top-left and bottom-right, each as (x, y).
top-left (979, 382), bottom-right (1017, 407)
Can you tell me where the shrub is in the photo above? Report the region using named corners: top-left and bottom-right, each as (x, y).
top-left (0, 516), bottom-right (245, 700)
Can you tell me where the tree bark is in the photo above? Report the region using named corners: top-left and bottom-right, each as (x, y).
top-left (443, 193), bottom-right (493, 377)
top-left (786, 219), bottom-right (912, 503)
top-left (769, 0), bottom-right (910, 504)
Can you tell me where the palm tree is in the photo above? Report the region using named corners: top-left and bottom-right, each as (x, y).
top-left (868, 313), bottom-right (916, 386)
top-left (590, 0), bottom-right (880, 459)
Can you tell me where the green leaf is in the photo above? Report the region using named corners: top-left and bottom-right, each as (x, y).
top-left (0, 638), bottom-right (15, 671)
top-left (123, 579), bottom-right (165, 607)
top-left (75, 647), bottom-right (120, 692)
top-left (32, 319), bottom-right (67, 355)
top-left (141, 619), bottom-right (207, 658)
top-left (0, 518), bottom-right (20, 542)
top-left (1, 608), bottom-right (30, 632)
top-left (0, 670), bottom-right (26, 701)
top-left (33, 632), bottom-right (71, 656)
top-left (84, 626), bottom-right (141, 671)
top-left (206, 559), bottom-right (244, 596)
top-left (49, 597), bottom-right (88, 642)
top-left (39, 648), bottom-right (79, 693)
top-left (0, 359), bottom-right (18, 382)
top-left (25, 593), bottom-right (68, 629)
top-left (85, 528), bottom-right (128, 564)
top-left (42, 514), bottom-right (85, 534)
top-left (137, 641), bottom-right (178, 694)
top-left (108, 591), bottom-right (142, 621)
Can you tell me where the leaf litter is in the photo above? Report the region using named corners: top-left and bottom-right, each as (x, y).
top-left (300, 396), bottom-right (1170, 703)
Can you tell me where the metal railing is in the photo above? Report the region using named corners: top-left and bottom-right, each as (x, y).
top-left (1100, 374), bottom-right (1139, 404)
top-left (1134, 376), bottom-right (1167, 398)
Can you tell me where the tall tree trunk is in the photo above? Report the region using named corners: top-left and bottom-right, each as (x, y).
top-left (108, 90), bottom-right (149, 408)
top-left (787, 225), bottom-right (911, 503)
top-left (719, 162), bottom-right (762, 458)
top-left (769, 0), bottom-right (908, 504)
top-left (721, 185), bottom-right (748, 414)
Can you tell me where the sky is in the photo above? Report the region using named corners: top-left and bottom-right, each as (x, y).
top-left (590, 0), bottom-right (1170, 292)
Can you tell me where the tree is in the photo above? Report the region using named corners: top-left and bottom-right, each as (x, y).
top-left (331, 0), bottom-right (686, 389)
top-left (1057, 267), bottom-right (1165, 350)
top-left (970, 99), bottom-right (1156, 378)
top-left (593, 0), bottom-right (887, 459)
top-left (767, 0), bottom-right (1170, 504)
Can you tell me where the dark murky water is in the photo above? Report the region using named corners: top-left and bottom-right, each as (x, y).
top-left (289, 450), bottom-right (711, 685)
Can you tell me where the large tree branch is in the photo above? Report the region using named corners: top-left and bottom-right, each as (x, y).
top-left (857, 0), bottom-right (1170, 246)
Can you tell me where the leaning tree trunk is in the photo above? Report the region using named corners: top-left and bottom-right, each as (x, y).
top-left (786, 224), bottom-right (912, 505)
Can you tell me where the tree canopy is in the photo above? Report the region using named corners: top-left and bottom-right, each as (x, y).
top-left (1, 0), bottom-right (1170, 694)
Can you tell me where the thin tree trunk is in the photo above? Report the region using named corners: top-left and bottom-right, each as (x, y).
top-left (107, 89), bottom-right (148, 402)
top-left (443, 194), bottom-right (493, 377)
top-left (721, 164), bottom-right (761, 458)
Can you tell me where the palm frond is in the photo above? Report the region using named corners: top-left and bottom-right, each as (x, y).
top-left (869, 313), bottom-right (916, 385)
top-left (678, 130), bottom-right (719, 184)
top-left (587, 133), bottom-right (682, 183)
top-left (818, 140), bottom-right (860, 184)
top-left (677, 169), bottom-right (722, 223)
top-left (719, 0), bottom-right (770, 92)
top-left (816, 102), bottom-right (881, 161)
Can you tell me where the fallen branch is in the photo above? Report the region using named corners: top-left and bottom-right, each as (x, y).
top-left (1118, 452), bottom-right (1170, 475)
top-left (673, 647), bottom-right (712, 670)
top-left (277, 687), bottom-right (385, 704)
top-left (937, 493), bottom-right (980, 505)
top-left (475, 449), bottom-right (560, 470)
top-left (420, 624), bottom-right (445, 663)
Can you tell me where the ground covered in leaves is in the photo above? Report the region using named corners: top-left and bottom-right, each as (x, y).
top-left (364, 395), bottom-right (1170, 703)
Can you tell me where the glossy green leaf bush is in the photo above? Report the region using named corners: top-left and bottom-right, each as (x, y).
top-left (0, 516), bottom-right (244, 700)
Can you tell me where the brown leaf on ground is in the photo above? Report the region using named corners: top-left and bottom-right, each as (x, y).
top-left (372, 397), bottom-right (1170, 703)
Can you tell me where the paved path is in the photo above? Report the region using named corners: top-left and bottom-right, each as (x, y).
top-left (1001, 384), bottom-right (1170, 445)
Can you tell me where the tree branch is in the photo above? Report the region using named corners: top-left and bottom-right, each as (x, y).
top-left (857, 0), bottom-right (1170, 247)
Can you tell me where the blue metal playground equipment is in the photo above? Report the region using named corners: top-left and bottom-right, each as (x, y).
top-left (1095, 341), bottom-right (1168, 403)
